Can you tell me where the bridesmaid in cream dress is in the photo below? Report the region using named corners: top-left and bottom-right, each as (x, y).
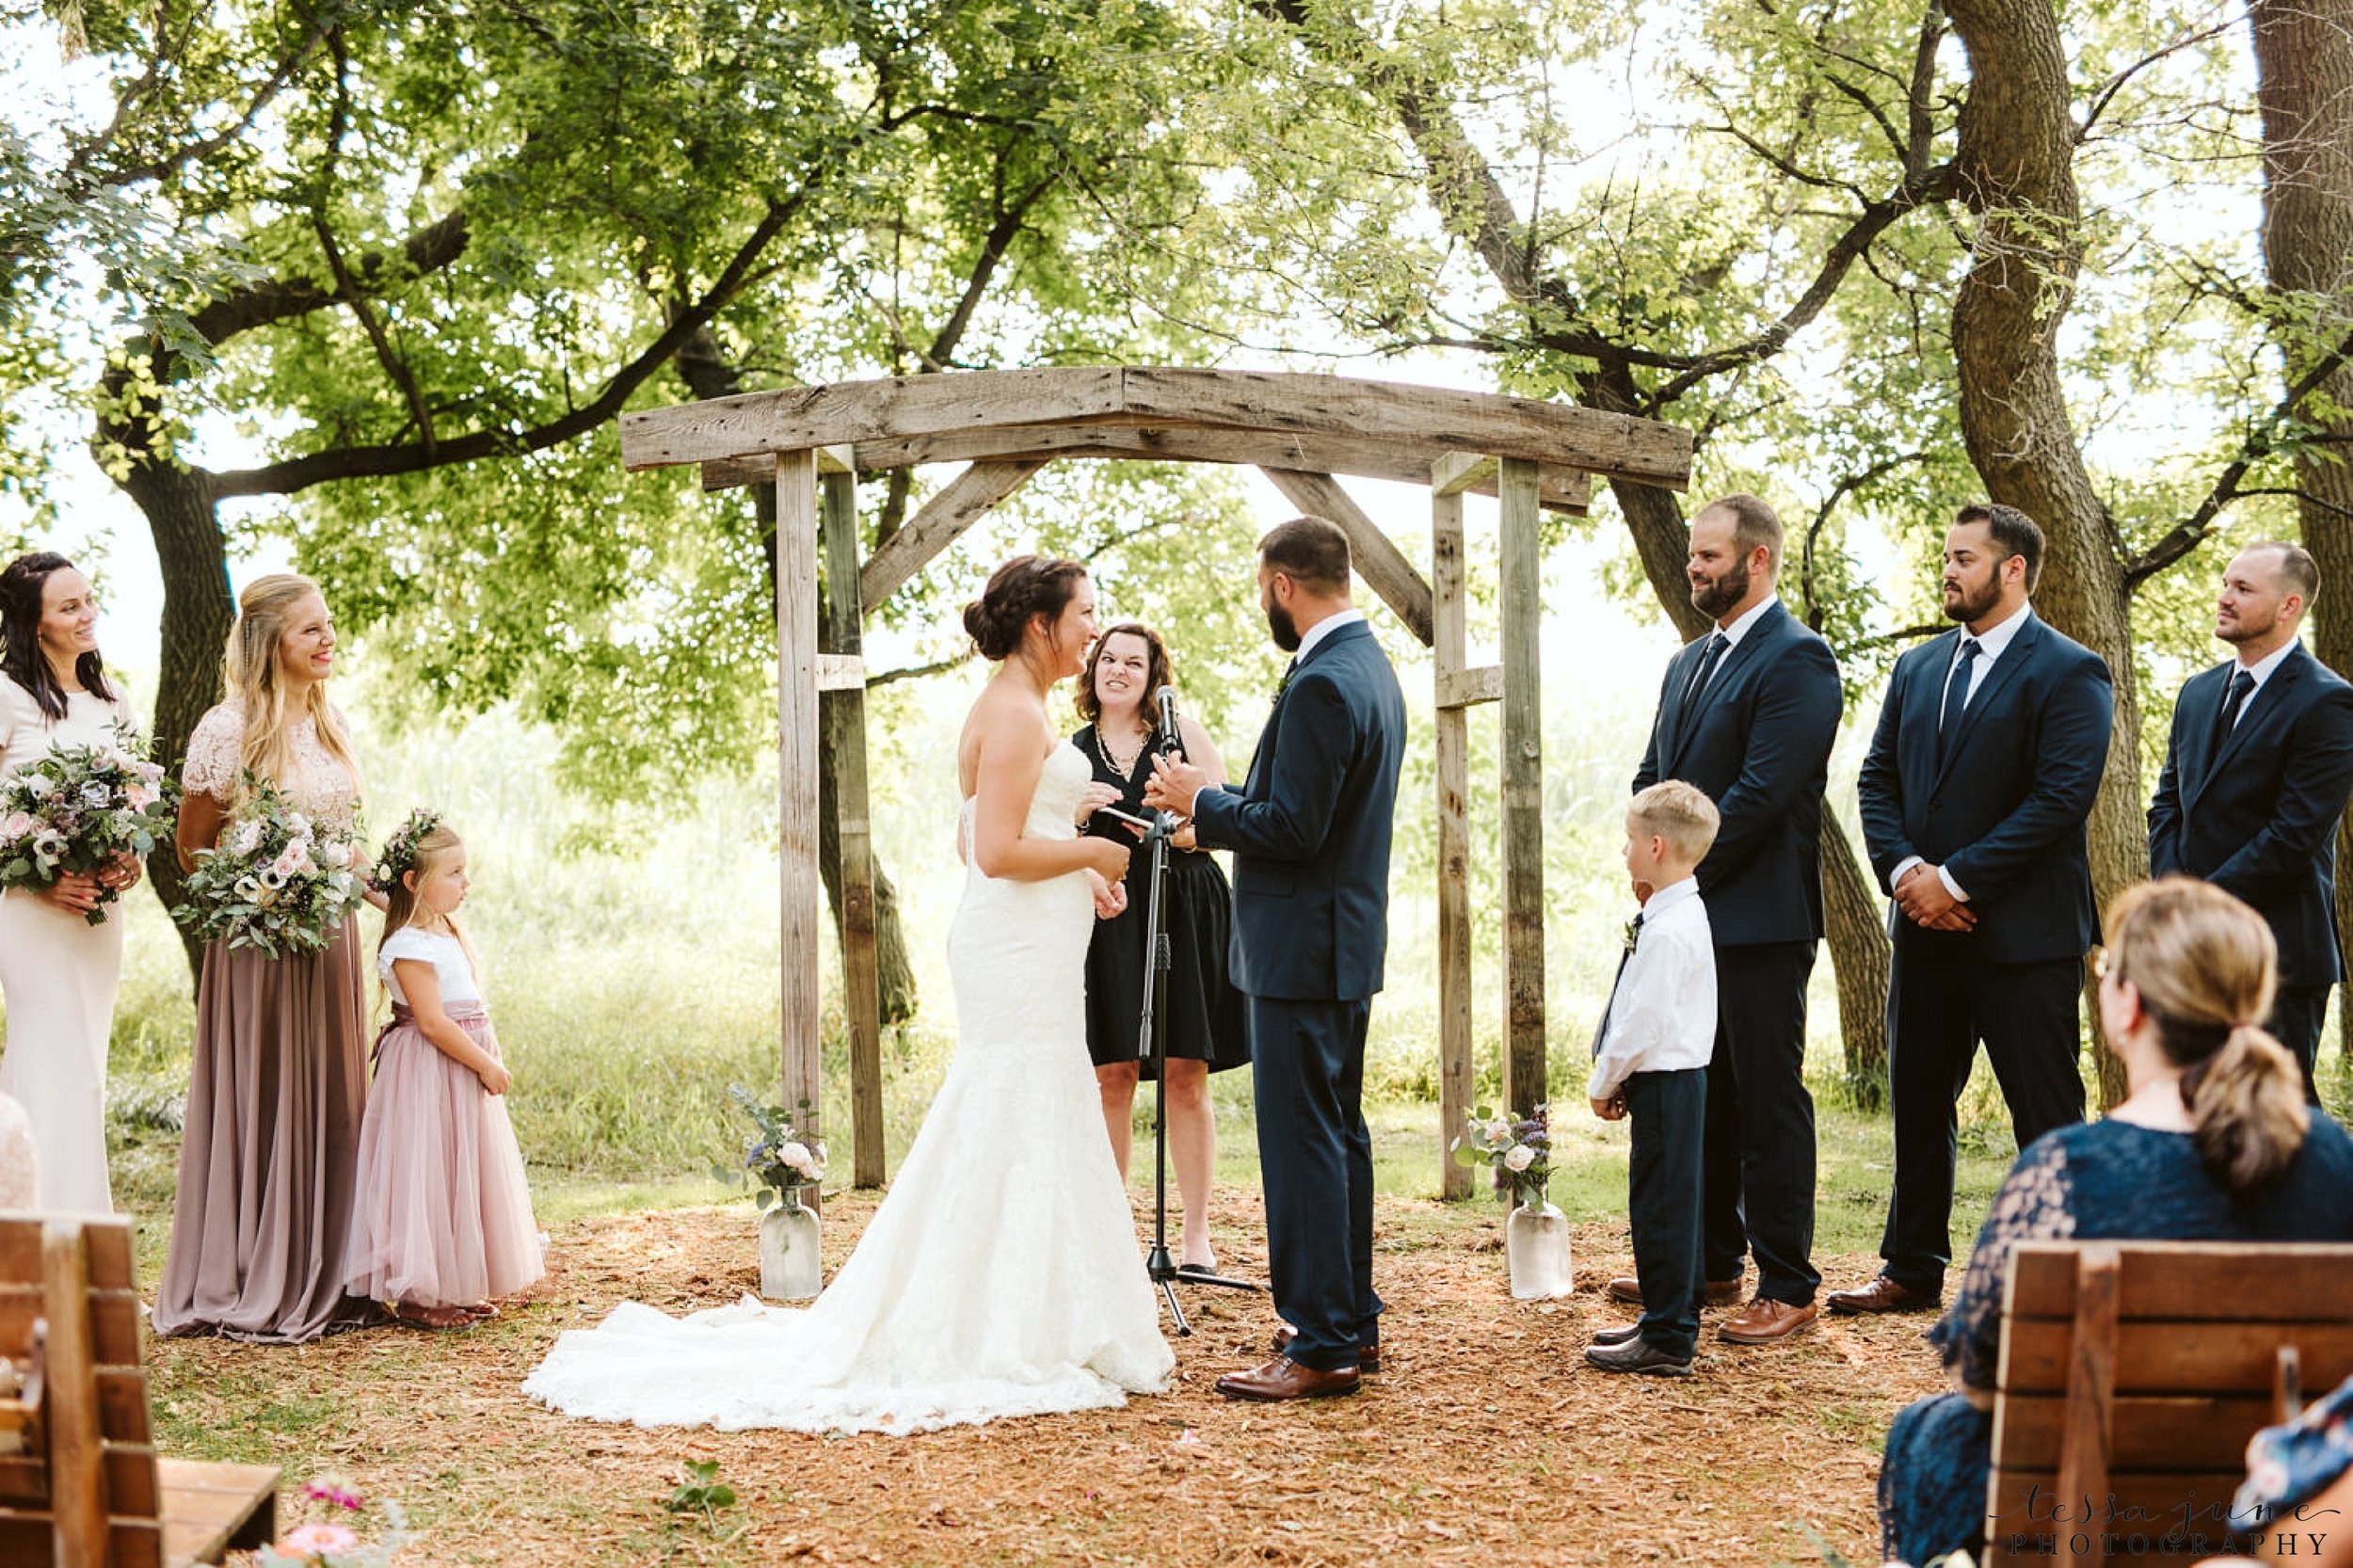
top-left (152, 574), bottom-right (376, 1342)
top-left (0, 552), bottom-right (145, 1214)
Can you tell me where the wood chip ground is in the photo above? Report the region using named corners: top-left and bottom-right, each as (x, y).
top-left (161, 1190), bottom-right (1944, 1565)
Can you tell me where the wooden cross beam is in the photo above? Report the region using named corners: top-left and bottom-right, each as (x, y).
top-left (622, 367), bottom-right (1688, 491)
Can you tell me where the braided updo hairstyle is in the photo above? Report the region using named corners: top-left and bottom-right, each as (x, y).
top-left (963, 555), bottom-right (1090, 662)
top-left (2103, 877), bottom-right (2310, 1193)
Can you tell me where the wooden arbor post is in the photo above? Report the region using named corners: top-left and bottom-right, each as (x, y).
top-left (819, 457), bottom-right (887, 1189)
top-left (774, 450), bottom-right (824, 1173)
top-left (1497, 457), bottom-right (1546, 1120)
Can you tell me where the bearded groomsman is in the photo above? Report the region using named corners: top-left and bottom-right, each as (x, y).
top-left (2148, 542), bottom-right (2353, 1100)
top-left (1627, 494), bottom-right (1842, 1345)
top-left (1835, 503), bottom-right (2113, 1316)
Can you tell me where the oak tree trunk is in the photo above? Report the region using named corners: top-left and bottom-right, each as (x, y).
top-left (122, 457), bottom-right (232, 988)
top-left (1945, 0), bottom-right (2138, 1106)
top-left (2249, 0), bottom-right (2353, 1061)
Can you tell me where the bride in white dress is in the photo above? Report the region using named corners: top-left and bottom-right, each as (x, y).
top-left (525, 556), bottom-right (1174, 1433)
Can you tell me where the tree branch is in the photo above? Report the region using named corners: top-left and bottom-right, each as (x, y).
top-left (925, 174), bottom-right (1055, 373)
top-left (2124, 322), bottom-right (2353, 585)
top-left (1802, 450), bottom-right (1929, 629)
top-left (210, 184), bottom-right (816, 498)
top-left (61, 0), bottom-right (351, 191)
top-left (184, 211), bottom-right (472, 351)
top-left (1859, 620), bottom-right (1947, 647)
top-left (2079, 19), bottom-right (2239, 144)
top-left (866, 654), bottom-right (968, 688)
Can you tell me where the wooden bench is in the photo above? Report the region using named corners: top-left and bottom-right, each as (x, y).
top-left (0, 1215), bottom-right (280, 1566)
top-left (1981, 1239), bottom-right (2353, 1567)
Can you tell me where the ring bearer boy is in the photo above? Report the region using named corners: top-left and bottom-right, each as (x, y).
top-left (1587, 780), bottom-right (1721, 1377)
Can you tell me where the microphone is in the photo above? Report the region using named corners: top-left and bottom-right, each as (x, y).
top-left (1155, 686), bottom-right (1184, 756)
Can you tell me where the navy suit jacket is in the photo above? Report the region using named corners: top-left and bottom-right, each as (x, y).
top-left (2148, 642), bottom-right (2353, 988)
top-left (1633, 600), bottom-right (1844, 948)
top-left (1191, 619), bottom-right (1407, 1002)
top-left (1857, 612), bottom-right (2114, 966)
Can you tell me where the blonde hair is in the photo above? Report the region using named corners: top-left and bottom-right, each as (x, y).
top-left (221, 573), bottom-right (363, 808)
top-left (1629, 779), bottom-right (1721, 864)
top-left (2105, 877), bottom-right (2309, 1193)
top-left (376, 823), bottom-right (481, 996)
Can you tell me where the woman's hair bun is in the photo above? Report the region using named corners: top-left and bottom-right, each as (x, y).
top-left (964, 555), bottom-right (1087, 662)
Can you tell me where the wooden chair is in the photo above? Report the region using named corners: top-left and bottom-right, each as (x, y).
top-left (0, 1215), bottom-right (280, 1567)
top-left (1982, 1239), bottom-right (2353, 1568)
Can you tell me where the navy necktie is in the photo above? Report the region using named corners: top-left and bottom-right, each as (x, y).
top-left (1683, 632), bottom-right (1729, 714)
top-left (2208, 668), bottom-right (2255, 775)
top-left (1938, 638), bottom-right (1980, 760)
top-left (1591, 913), bottom-right (1644, 1060)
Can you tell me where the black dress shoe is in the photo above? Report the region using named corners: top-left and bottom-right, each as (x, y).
top-left (1587, 1322), bottom-right (1642, 1348)
top-left (1824, 1274), bottom-right (1941, 1315)
top-left (1215, 1356), bottom-right (1362, 1401)
top-left (1583, 1336), bottom-right (1693, 1376)
top-left (1271, 1324), bottom-right (1380, 1373)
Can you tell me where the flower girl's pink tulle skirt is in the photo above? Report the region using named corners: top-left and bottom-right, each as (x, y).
top-left (341, 1002), bottom-right (543, 1310)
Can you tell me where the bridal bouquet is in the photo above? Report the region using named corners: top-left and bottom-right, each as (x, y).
top-left (1452, 1105), bottom-right (1553, 1206)
top-left (712, 1083), bottom-right (827, 1208)
top-left (169, 775), bottom-right (365, 957)
top-left (0, 732), bottom-right (179, 924)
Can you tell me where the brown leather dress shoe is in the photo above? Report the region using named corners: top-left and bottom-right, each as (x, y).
top-left (1607, 1275), bottom-right (1742, 1307)
top-left (1215, 1355), bottom-right (1362, 1402)
top-left (1717, 1297), bottom-right (1819, 1345)
top-left (1271, 1325), bottom-right (1380, 1373)
top-left (1824, 1275), bottom-right (1940, 1315)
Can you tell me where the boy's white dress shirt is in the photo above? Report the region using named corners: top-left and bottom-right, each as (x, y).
top-left (1589, 877), bottom-right (1717, 1103)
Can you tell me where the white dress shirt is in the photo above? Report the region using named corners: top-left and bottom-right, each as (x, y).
top-left (2226, 637), bottom-right (2298, 720)
top-left (1897, 602), bottom-right (2038, 903)
top-left (1292, 606), bottom-right (1365, 665)
top-left (1714, 593), bottom-right (1779, 651)
top-left (1589, 878), bottom-right (1717, 1102)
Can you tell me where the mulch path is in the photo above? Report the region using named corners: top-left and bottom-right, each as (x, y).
top-left (159, 1191), bottom-right (1946, 1566)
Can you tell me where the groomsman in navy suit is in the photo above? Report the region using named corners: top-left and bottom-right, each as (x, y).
top-left (2149, 541), bottom-right (2353, 1099)
top-left (1626, 494), bottom-right (1842, 1346)
top-left (1146, 515), bottom-right (1406, 1402)
top-left (1836, 503), bottom-right (2113, 1315)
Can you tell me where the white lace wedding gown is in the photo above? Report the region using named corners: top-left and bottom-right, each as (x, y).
top-left (523, 744), bottom-right (1173, 1433)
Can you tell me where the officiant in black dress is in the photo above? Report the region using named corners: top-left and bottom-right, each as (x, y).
top-left (1072, 621), bottom-right (1250, 1277)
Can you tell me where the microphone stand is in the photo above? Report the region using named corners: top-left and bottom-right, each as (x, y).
top-left (1136, 727), bottom-right (1257, 1335)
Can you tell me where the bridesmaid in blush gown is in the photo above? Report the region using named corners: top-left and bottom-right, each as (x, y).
top-left (0, 552), bottom-right (145, 1214)
top-left (525, 556), bottom-right (1172, 1434)
top-left (152, 574), bottom-right (376, 1343)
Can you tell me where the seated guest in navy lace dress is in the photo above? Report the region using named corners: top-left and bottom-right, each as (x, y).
top-left (1878, 878), bottom-right (2353, 1567)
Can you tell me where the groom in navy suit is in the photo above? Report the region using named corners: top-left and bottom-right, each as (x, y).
top-left (1146, 515), bottom-right (1405, 1402)
top-left (2150, 541), bottom-right (2353, 1098)
top-left (1836, 503), bottom-right (2113, 1315)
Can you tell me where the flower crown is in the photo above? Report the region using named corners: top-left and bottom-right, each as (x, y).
top-left (368, 807), bottom-right (445, 896)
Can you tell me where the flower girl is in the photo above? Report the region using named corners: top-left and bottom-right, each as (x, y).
top-left (342, 811), bottom-right (541, 1328)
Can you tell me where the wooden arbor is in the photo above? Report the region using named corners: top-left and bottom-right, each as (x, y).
top-left (617, 368), bottom-right (1691, 1197)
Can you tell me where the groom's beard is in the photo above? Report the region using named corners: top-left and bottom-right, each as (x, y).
top-left (1267, 601), bottom-right (1301, 651)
